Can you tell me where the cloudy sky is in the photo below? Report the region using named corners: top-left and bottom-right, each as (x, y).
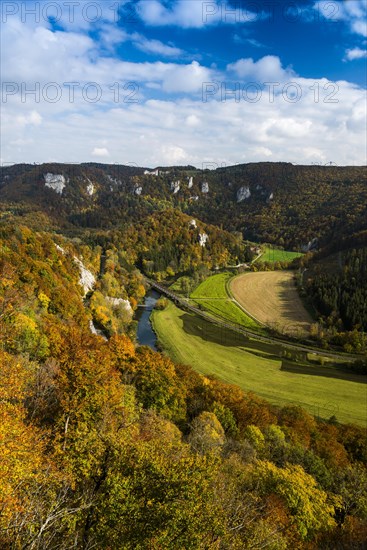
top-left (1, 0), bottom-right (366, 166)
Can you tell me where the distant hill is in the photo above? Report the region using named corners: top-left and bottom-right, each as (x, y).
top-left (1, 162), bottom-right (366, 250)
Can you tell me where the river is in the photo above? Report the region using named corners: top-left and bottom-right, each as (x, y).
top-left (135, 289), bottom-right (160, 350)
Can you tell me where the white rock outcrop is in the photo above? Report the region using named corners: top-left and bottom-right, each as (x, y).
top-left (86, 181), bottom-right (95, 196)
top-left (189, 219), bottom-right (197, 228)
top-left (107, 175), bottom-right (122, 186)
top-left (171, 180), bottom-right (180, 194)
top-left (144, 169), bottom-right (159, 176)
top-left (106, 297), bottom-right (133, 315)
top-left (55, 244), bottom-right (65, 255)
top-left (134, 186), bottom-right (143, 196)
top-left (89, 320), bottom-right (98, 335)
top-left (201, 182), bottom-right (209, 194)
top-left (73, 257), bottom-right (96, 296)
top-left (199, 233), bottom-right (209, 247)
top-left (302, 237), bottom-right (318, 252)
top-left (237, 186), bottom-right (251, 202)
top-left (89, 320), bottom-right (108, 340)
top-left (44, 173), bottom-right (66, 195)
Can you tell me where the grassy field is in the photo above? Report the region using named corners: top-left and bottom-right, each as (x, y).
top-left (257, 247), bottom-right (303, 263)
top-left (230, 271), bottom-right (314, 337)
top-left (190, 272), bottom-right (260, 330)
top-left (152, 302), bottom-right (366, 426)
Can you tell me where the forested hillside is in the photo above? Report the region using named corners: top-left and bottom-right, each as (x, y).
top-left (1, 222), bottom-right (367, 548)
top-left (303, 247), bottom-right (367, 350)
top-left (1, 162), bottom-right (366, 249)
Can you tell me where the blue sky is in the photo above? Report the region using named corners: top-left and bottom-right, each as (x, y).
top-left (1, 0), bottom-right (366, 165)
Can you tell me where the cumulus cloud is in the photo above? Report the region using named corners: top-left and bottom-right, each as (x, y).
top-left (131, 33), bottom-right (184, 57)
top-left (1, 5), bottom-right (366, 167)
top-left (351, 20), bottom-right (367, 37)
top-left (344, 47), bottom-right (367, 61)
top-left (136, 0), bottom-right (263, 28)
top-left (162, 61), bottom-right (213, 93)
top-left (92, 147), bottom-right (110, 157)
top-left (314, 0), bottom-right (367, 35)
top-left (16, 110), bottom-right (43, 126)
top-left (3, 77), bottom-right (366, 167)
top-left (227, 56), bottom-right (294, 83)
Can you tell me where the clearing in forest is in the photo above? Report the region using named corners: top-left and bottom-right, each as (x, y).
top-left (230, 271), bottom-right (313, 337)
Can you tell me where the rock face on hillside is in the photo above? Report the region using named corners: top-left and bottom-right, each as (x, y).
top-left (302, 237), bottom-right (319, 252)
top-left (199, 232), bottom-right (209, 247)
top-left (73, 257), bottom-right (96, 296)
top-left (171, 180), bottom-right (180, 194)
top-left (2, 162), bottom-right (366, 252)
top-left (44, 173), bottom-right (66, 195)
top-left (106, 297), bottom-right (133, 315)
top-left (86, 181), bottom-right (95, 196)
top-left (237, 186), bottom-right (251, 202)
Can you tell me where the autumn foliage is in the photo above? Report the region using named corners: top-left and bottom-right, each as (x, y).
top-left (0, 222), bottom-right (366, 549)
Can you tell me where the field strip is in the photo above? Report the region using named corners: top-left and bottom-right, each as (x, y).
top-left (230, 271), bottom-right (313, 337)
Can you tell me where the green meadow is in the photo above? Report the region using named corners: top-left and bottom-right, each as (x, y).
top-left (190, 272), bottom-right (260, 330)
top-left (152, 302), bottom-right (366, 426)
top-left (256, 247), bottom-right (304, 263)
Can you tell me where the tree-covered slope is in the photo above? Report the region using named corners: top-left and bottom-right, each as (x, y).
top-left (1, 162), bottom-right (366, 249)
top-left (1, 222), bottom-right (367, 549)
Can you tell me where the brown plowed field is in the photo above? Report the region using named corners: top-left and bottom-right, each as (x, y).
top-left (230, 271), bottom-right (313, 337)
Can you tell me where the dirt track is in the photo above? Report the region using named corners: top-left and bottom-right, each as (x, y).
top-left (230, 271), bottom-right (313, 337)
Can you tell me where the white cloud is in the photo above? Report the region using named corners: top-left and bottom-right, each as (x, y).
top-left (16, 110), bottom-right (43, 126)
top-left (159, 145), bottom-right (188, 164)
top-left (131, 33), bottom-right (183, 57)
top-left (227, 56), bottom-right (294, 82)
top-left (344, 47), bottom-right (367, 61)
top-left (98, 25), bottom-right (129, 51)
top-left (3, 77), bottom-right (366, 167)
top-left (162, 61), bottom-right (212, 93)
top-left (92, 147), bottom-right (110, 157)
top-left (1, 8), bottom-right (366, 167)
top-left (267, 118), bottom-right (312, 138)
top-left (186, 114), bottom-right (201, 127)
top-left (136, 0), bottom-right (263, 28)
top-left (346, 96), bottom-right (367, 132)
top-left (315, 1), bottom-right (367, 35)
top-left (351, 20), bottom-right (367, 37)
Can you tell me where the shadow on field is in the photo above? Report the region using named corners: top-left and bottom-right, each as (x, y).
top-left (281, 360), bottom-right (366, 384)
top-left (180, 312), bottom-right (282, 361)
top-left (277, 278), bottom-right (312, 330)
top-left (180, 312), bottom-right (245, 348)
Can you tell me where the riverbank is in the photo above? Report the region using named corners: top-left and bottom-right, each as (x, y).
top-left (135, 289), bottom-right (160, 350)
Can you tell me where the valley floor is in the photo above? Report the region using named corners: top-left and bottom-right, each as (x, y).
top-left (152, 302), bottom-right (366, 426)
